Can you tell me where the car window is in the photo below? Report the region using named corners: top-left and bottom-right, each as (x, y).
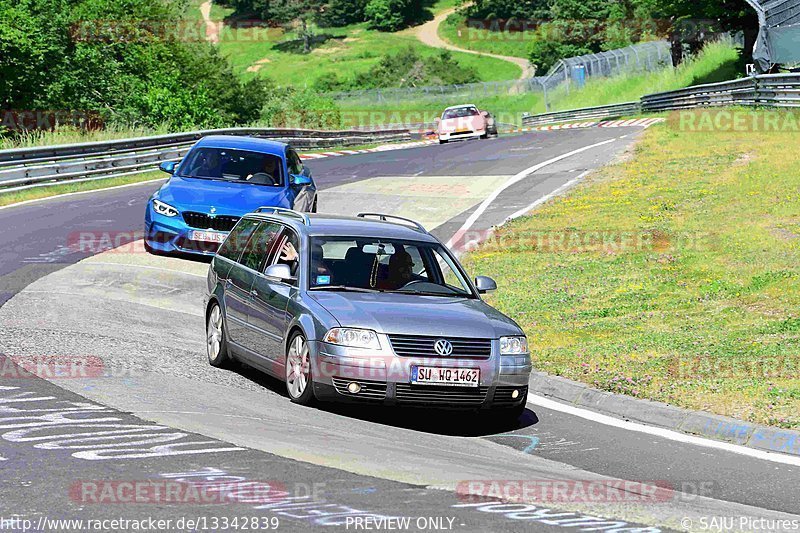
top-left (268, 228), bottom-right (300, 285)
top-left (308, 237), bottom-right (474, 297)
top-left (240, 222), bottom-right (282, 271)
top-left (177, 148), bottom-right (284, 186)
top-left (442, 107), bottom-right (479, 119)
top-left (217, 219), bottom-right (260, 262)
top-left (286, 149), bottom-right (303, 176)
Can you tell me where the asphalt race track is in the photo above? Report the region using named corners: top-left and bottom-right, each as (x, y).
top-left (1, 130), bottom-right (798, 532)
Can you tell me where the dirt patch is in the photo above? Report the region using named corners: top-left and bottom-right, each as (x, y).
top-left (246, 58), bottom-right (272, 73)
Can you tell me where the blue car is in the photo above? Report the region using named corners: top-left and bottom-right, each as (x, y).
top-left (145, 135), bottom-right (317, 256)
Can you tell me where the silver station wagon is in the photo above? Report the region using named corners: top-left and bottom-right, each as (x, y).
top-left (204, 208), bottom-right (532, 419)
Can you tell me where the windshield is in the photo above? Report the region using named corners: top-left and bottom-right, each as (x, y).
top-left (177, 147), bottom-right (284, 186)
top-left (308, 237), bottom-right (475, 298)
top-left (442, 107), bottom-right (479, 120)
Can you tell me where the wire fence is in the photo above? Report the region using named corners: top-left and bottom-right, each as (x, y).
top-left (326, 40), bottom-right (672, 108)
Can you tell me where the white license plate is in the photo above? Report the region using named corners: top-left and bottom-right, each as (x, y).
top-left (411, 366), bottom-right (479, 387)
top-left (189, 230), bottom-right (227, 243)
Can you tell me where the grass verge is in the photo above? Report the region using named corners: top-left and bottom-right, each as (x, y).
top-left (461, 108), bottom-right (800, 429)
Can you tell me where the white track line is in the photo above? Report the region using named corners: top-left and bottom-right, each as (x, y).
top-left (505, 170), bottom-right (592, 221)
top-left (445, 137), bottom-right (619, 248)
top-left (528, 393), bottom-right (800, 467)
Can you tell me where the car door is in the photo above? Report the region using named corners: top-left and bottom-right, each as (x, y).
top-left (234, 221), bottom-right (283, 355)
top-left (286, 148), bottom-right (315, 212)
top-left (248, 227), bottom-right (300, 366)
top-left (220, 219), bottom-right (261, 346)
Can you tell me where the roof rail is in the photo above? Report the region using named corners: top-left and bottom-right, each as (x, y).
top-left (356, 213), bottom-right (427, 234)
top-left (253, 207), bottom-right (310, 225)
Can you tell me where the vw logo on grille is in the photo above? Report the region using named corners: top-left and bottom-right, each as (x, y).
top-left (434, 339), bottom-right (453, 356)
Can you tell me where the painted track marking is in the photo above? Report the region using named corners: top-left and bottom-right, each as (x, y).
top-left (446, 137), bottom-right (620, 248)
top-left (527, 393), bottom-right (800, 467)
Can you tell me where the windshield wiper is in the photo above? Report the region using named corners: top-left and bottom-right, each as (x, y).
top-left (389, 290), bottom-right (466, 298)
top-left (309, 285), bottom-right (381, 293)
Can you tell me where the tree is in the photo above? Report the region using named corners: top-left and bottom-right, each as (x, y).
top-left (647, 0), bottom-right (758, 65)
top-left (270, 0), bottom-right (326, 53)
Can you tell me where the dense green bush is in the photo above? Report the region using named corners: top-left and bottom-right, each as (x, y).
top-left (313, 48), bottom-right (480, 91)
top-left (0, 0), bottom-right (268, 131)
top-left (365, 0), bottom-right (425, 31)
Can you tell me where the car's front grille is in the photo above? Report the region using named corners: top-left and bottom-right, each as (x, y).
top-left (388, 335), bottom-right (492, 359)
top-left (492, 386), bottom-right (528, 407)
top-left (395, 383), bottom-right (488, 405)
top-left (331, 377), bottom-right (387, 400)
top-left (183, 212), bottom-right (240, 232)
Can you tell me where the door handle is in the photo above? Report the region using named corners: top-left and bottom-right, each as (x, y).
top-left (250, 289), bottom-right (259, 297)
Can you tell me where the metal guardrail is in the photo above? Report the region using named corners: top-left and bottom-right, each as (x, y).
top-left (521, 73), bottom-right (800, 126)
top-left (0, 127), bottom-right (410, 192)
top-left (522, 102), bottom-right (641, 127)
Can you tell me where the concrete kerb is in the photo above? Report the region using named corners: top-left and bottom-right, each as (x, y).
top-left (528, 371), bottom-right (800, 458)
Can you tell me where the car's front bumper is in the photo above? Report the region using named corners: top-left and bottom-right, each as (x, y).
top-left (438, 129), bottom-right (486, 142)
top-left (309, 340), bottom-right (531, 410)
top-left (144, 209), bottom-right (228, 256)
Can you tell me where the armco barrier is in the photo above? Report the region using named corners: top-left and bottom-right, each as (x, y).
top-left (0, 127), bottom-right (410, 191)
top-left (522, 102), bottom-right (641, 127)
top-left (523, 73), bottom-right (800, 127)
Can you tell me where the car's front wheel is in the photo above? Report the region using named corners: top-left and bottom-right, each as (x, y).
top-left (286, 332), bottom-right (315, 405)
top-left (207, 303), bottom-right (232, 368)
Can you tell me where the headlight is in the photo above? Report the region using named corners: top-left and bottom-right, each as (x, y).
top-left (323, 328), bottom-right (381, 350)
top-left (500, 336), bottom-right (529, 355)
top-left (152, 199), bottom-right (179, 217)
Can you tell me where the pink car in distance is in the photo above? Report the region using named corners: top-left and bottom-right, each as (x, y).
top-left (435, 104), bottom-right (494, 144)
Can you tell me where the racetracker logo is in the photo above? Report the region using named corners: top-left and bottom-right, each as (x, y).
top-left (1, 110), bottom-right (102, 132)
top-left (69, 480), bottom-right (292, 504)
top-left (0, 355), bottom-right (105, 379)
top-left (456, 480), bottom-right (675, 504)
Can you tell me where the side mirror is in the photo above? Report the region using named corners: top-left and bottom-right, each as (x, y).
top-left (159, 161), bottom-right (178, 175)
top-left (290, 174), bottom-right (312, 186)
top-left (481, 111), bottom-right (489, 117)
top-left (264, 263), bottom-right (293, 282)
top-left (475, 276), bottom-right (497, 294)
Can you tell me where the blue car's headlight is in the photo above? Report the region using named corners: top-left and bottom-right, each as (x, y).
top-left (152, 199), bottom-right (179, 217)
top-left (500, 336), bottom-right (529, 355)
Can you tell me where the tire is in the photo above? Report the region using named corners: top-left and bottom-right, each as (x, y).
top-left (480, 131), bottom-right (488, 139)
top-left (206, 303), bottom-right (232, 368)
top-left (439, 139), bottom-right (447, 144)
top-left (285, 332), bottom-right (316, 405)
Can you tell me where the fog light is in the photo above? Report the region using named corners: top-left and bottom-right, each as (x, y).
top-left (511, 389), bottom-right (519, 399)
top-left (347, 382), bottom-right (362, 394)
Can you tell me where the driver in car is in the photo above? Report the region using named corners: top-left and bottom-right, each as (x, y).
top-left (379, 249), bottom-right (414, 290)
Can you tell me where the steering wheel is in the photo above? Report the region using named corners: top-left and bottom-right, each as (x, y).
top-left (246, 172), bottom-right (276, 185)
